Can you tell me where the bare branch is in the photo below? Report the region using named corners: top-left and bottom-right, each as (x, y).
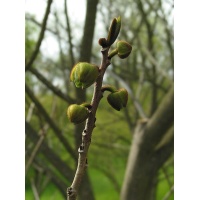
top-left (26, 102), bottom-right (35, 122)
top-left (25, 84), bottom-right (76, 159)
top-left (25, 0), bottom-right (53, 71)
top-left (25, 123), bottom-right (48, 175)
top-left (29, 67), bottom-right (75, 104)
top-left (25, 16), bottom-right (59, 37)
top-left (30, 178), bottom-right (40, 200)
top-left (143, 86), bottom-right (174, 150)
top-left (25, 121), bottom-right (75, 181)
top-left (138, 39), bottom-right (172, 81)
top-left (26, 96), bottom-right (57, 174)
top-left (32, 159), bottom-right (67, 197)
top-left (64, 0), bottom-right (75, 66)
top-left (161, 166), bottom-right (173, 187)
top-left (162, 185), bottom-right (174, 200)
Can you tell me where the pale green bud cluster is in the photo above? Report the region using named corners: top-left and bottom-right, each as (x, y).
top-left (67, 17), bottom-right (132, 125)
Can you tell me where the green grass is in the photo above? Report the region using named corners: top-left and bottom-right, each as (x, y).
top-left (157, 180), bottom-right (174, 200)
top-left (89, 168), bottom-right (119, 200)
top-left (157, 164), bottom-right (174, 200)
top-left (26, 184), bottom-right (64, 200)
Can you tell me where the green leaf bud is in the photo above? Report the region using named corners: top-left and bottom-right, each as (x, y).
top-left (67, 104), bottom-right (90, 124)
top-left (116, 40), bottom-right (132, 59)
top-left (70, 62), bottom-right (99, 89)
top-left (107, 16), bottom-right (121, 46)
top-left (107, 88), bottom-right (128, 111)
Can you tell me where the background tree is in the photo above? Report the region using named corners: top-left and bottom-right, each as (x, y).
top-left (25, 0), bottom-right (174, 199)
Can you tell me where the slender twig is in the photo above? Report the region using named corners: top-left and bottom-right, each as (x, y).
top-left (162, 185), bottom-right (174, 200)
top-left (25, 0), bottom-right (53, 71)
top-left (30, 178), bottom-right (40, 200)
top-left (64, 0), bottom-right (75, 66)
top-left (26, 102), bottom-right (35, 122)
top-left (136, 67), bottom-right (145, 99)
top-left (26, 96), bottom-right (57, 174)
top-left (25, 121), bottom-right (75, 181)
top-left (32, 159), bottom-right (67, 197)
top-left (25, 123), bottom-right (48, 175)
top-left (67, 47), bottom-right (111, 200)
top-left (29, 67), bottom-right (75, 104)
top-left (26, 16), bottom-right (67, 41)
top-left (139, 41), bottom-right (172, 80)
top-left (161, 166), bottom-right (172, 187)
top-left (53, 10), bottom-right (73, 94)
top-left (25, 84), bottom-right (76, 160)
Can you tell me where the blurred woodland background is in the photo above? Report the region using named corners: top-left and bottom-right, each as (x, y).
top-left (25, 0), bottom-right (174, 199)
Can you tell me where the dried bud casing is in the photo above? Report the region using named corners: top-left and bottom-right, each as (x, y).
top-left (98, 38), bottom-right (108, 48)
top-left (67, 104), bottom-right (89, 124)
top-left (116, 41), bottom-right (132, 59)
top-left (107, 88), bottom-right (128, 111)
top-left (70, 62), bottom-right (99, 89)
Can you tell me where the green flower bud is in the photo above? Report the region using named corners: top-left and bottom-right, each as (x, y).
top-left (107, 16), bottom-right (121, 46)
top-left (116, 41), bottom-right (132, 59)
top-left (67, 104), bottom-right (90, 124)
top-left (107, 88), bottom-right (128, 111)
top-left (70, 62), bottom-right (99, 89)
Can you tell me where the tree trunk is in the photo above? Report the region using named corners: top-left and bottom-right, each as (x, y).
top-left (120, 86), bottom-right (174, 200)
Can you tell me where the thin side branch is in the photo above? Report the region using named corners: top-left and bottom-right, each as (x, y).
top-left (162, 185), bottom-right (174, 200)
top-left (29, 67), bottom-right (75, 104)
top-left (64, 0), bottom-right (75, 66)
top-left (25, 123), bottom-right (48, 175)
top-left (30, 178), bottom-right (40, 200)
top-left (26, 102), bottom-right (35, 122)
top-left (25, 84), bottom-right (76, 159)
top-left (25, 0), bottom-right (53, 71)
top-left (25, 121), bottom-right (74, 181)
top-left (26, 96), bottom-right (57, 174)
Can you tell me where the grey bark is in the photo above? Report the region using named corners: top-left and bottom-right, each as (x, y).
top-left (120, 86), bottom-right (174, 200)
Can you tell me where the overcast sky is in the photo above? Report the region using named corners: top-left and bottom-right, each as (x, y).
top-left (25, 0), bottom-right (87, 58)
